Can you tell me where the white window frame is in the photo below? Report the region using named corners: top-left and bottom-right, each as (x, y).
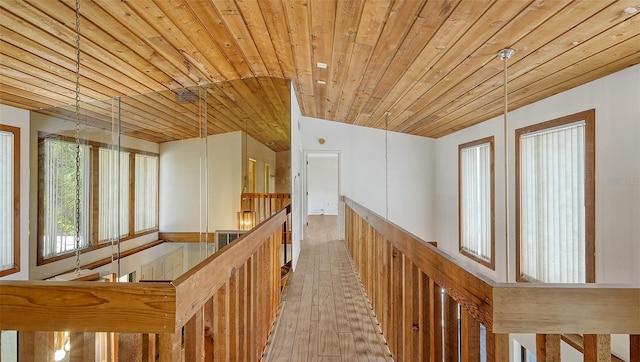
top-left (134, 154), bottom-right (158, 233)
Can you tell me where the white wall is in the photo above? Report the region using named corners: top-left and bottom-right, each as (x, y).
top-left (299, 117), bottom-right (437, 242)
top-left (0, 105), bottom-right (30, 281)
top-left (307, 154), bottom-right (339, 215)
top-left (435, 65), bottom-right (640, 361)
top-left (160, 132), bottom-right (242, 233)
top-left (290, 83), bottom-right (303, 270)
top-left (246, 133), bottom-right (277, 193)
top-left (28, 113), bottom-right (160, 280)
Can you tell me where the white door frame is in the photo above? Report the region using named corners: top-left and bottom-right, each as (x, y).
top-left (302, 150), bottom-right (342, 240)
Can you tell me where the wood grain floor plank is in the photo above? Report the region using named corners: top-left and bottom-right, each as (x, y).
top-left (264, 216), bottom-right (390, 361)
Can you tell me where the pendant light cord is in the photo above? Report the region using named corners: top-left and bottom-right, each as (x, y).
top-left (385, 112), bottom-right (390, 220)
top-left (73, 0), bottom-right (82, 274)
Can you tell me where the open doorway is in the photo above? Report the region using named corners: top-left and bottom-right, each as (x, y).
top-left (304, 152), bottom-right (340, 239)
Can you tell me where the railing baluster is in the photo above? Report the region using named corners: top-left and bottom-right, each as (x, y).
top-left (118, 333), bottom-right (143, 361)
top-left (185, 307), bottom-right (205, 361)
top-left (631, 335), bottom-right (639, 362)
top-left (536, 334), bottom-right (561, 362)
top-left (213, 284), bottom-right (228, 361)
top-left (461, 310), bottom-right (481, 362)
top-left (158, 328), bottom-right (181, 362)
top-left (486, 331), bottom-right (509, 362)
top-left (69, 331), bottom-right (95, 361)
top-left (583, 334), bottom-right (611, 362)
top-left (18, 331), bottom-right (52, 361)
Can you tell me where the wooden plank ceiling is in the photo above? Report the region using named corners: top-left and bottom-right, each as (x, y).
top-left (1, 0), bottom-right (639, 150)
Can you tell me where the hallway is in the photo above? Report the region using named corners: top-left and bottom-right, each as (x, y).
top-left (264, 216), bottom-right (391, 361)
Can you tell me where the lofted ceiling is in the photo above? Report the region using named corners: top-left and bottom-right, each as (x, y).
top-left (1, 0), bottom-right (639, 150)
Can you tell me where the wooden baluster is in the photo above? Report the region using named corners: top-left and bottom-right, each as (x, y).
top-left (228, 270), bottom-right (239, 361)
top-left (486, 331), bottom-right (509, 362)
top-left (118, 333), bottom-right (143, 361)
top-left (185, 307), bottom-right (205, 361)
top-left (18, 331), bottom-right (52, 361)
top-left (536, 334), bottom-right (561, 362)
top-left (584, 334), bottom-right (611, 362)
top-left (145, 333), bottom-right (157, 362)
top-left (631, 335), bottom-right (640, 362)
top-left (460, 311), bottom-right (480, 362)
top-left (402, 259), bottom-right (421, 362)
top-left (391, 246), bottom-right (403, 359)
top-left (434, 284), bottom-right (444, 362)
top-left (421, 276), bottom-right (434, 362)
top-left (213, 284), bottom-right (228, 361)
top-left (443, 294), bottom-right (459, 362)
top-left (158, 328), bottom-right (181, 362)
top-left (69, 332), bottom-right (96, 362)
top-left (238, 263), bottom-right (248, 362)
top-left (249, 253), bottom-right (258, 360)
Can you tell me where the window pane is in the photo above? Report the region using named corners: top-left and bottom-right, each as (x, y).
top-left (43, 139), bottom-right (90, 258)
top-left (99, 148), bottom-right (129, 242)
top-left (135, 154), bottom-right (158, 233)
top-left (460, 141), bottom-right (493, 264)
top-left (520, 121), bottom-right (586, 283)
top-left (0, 131), bottom-right (13, 271)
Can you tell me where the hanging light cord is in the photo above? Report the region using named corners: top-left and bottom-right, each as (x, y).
top-left (498, 47), bottom-right (515, 282)
top-left (385, 112), bottom-right (390, 220)
top-left (73, 0), bottom-right (82, 274)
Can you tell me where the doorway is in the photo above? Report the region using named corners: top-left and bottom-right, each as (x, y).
top-left (303, 152), bottom-right (342, 241)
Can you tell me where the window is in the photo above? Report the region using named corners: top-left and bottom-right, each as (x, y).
top-left (135, 154), bottom-right (158, 233)
top-left (459, 137), bottom-right (495, 269)
top-left (38, 133), bottom-right (159, 264)
top-left (516, 110), bottom-right (595, 283)
top-left (41, 138), bottom-right (91, 259)
top-left (0, 125), bottom-right (19, 276)
top-left (99, 148), bottom-right (130, 242)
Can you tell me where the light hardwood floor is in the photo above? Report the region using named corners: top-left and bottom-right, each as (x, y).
top-left (263, 215), bottom-right (391, 361)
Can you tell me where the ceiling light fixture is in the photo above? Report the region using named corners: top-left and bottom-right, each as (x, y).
top-left (316, 62), bottom-right (327, 68)
top-left (624, 6), bottom-right (638, 15)
top-left (317, 80), bottom-right (326, 85)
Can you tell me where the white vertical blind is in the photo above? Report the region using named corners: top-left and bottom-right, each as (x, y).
top-left (460, 142), bottom-right (492, 262)
top-left (135, 154), bottom-right (158, 232)
top-left (0, 131), bottom-right (13, 270)
top-left (43, 139), bottom-right (90, 258)
top-left (520, 121), bottom-right (586, 283)
top-left (99, 148), bottom-right (129, 242)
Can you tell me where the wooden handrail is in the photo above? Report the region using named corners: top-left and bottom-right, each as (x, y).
top-left (1, 206), bottom-right (289, 360)
top-left (344, 196), bottom-right (639, 361)
top-left (344, 196), bottom-right (640, 334)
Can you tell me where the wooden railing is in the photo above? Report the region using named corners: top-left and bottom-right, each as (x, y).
top-left (344, 197), bottom-right (640, 362)
top-left (241, 193), bottom-right (291, 246)
top-left (241, 193), bottom-right (291, 224)
top-left (0, 207), bottom-right (288, 361)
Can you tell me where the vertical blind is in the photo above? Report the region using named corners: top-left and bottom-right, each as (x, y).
top-left (520, 121), bottom-right (586, 283)
top-left (135, 154), bottom-right (158, 232)
top-left (99, 148), bottom-right (129, 242)
top-left (43, 139), bottom-right (90, 258)
top-left (0, 131), bottom-right (13, 270)
top-left (460, 142), bottom-right (492, 262)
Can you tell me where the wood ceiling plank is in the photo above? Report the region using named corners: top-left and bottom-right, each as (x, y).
top-left (87, 0), bottom-right (207, 87)
top-left (171, 0), bottom-right (250, 79)
top-left (357, 0), bottom-right (461, 127)
top-left (256, 0), bottom-right (297, 79)
top-left (228, 0), bottom-right (284, 78)
top-left (352, 0), bottom-right (494, 129)
top-left (120, 0), bottom-right (223, 83)
top-left (0, 91), bottom-right (51, 110)
top-left (0, 72), bottom-right (74, 105)
top-left (325, 0), bottom-right (365, 121)
top-left (17, 0), bottom-right (172, 92)
top-left (334, 0), bottom-right (392, 122)
top-left (415, 1), bottom-right (639, 136)
top-left (421, 33), bottom-right (640, 138)
top-left (0, 82), bottom-right (67, 108)
top-left (345, 0), bottom-right (426, 124)
top-left (0, 14), bottom-right (141, 100)
top-left (282, 0), bottom-right (314, 116)
top-left (60, 0), bottom-right (196, 89)
top-left (390, 0), bottom-right (569, 132)
top-left (309, 0), bottom-right (336, 120)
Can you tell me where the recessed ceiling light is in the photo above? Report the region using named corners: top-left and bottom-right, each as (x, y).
top-left (316, 62), bottom-right (327, 69)
top-left (624, 6), bottom-right (638, 14)
top-left (317, 80), bottom-right (326, 85)
top-left (265, 141), bottom-right (274, 146)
